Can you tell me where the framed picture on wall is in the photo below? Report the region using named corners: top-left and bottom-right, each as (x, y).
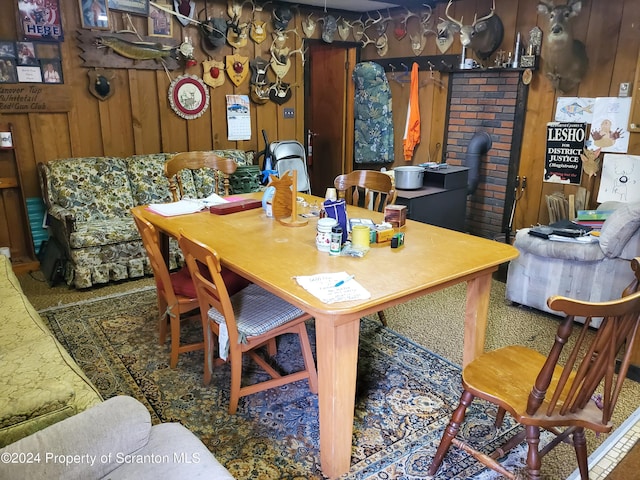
top-left (0, 42), bottom-right (15, 58)
top-left (148, 1), bottom-right (173, 37)
top-left (79, 0), bottom-right (111, 30)
top-left (42, 60), bottom-right (63, 84)
top-left (16, 65), bottom-right (43, 83)
top-left (0, 59), bottom-right (17, 83)
top-left (18, 0), bottom-right (64, 42)
top-left (16, 42), bottom-right (38, 65)
top-left (107, 0), bottom-right (149, 16)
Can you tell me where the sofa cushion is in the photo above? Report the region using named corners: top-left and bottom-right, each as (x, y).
top-left (46, 157), bottom-right (135, 222)
top-left (513, 228), bottom-right (605, 262)
top-left (69, 218), bottom-right (141, 249)
top-left (125, 154), bottom-right (174, 205)
top-left (171, 265), bottom-right (250, 298)
top-left (212, 149), bottom-right (252, 166)
top-left (599, 201), bottom-right (640, 258)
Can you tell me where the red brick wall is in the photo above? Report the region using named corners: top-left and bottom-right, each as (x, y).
top-left (444, 70), bottom-right (526, 240)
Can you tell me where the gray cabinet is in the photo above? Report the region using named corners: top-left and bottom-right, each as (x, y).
top-left (395, 166), bottom-right (469, 232)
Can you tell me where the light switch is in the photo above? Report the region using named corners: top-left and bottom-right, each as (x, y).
top-left (283, 108), bottom-right (294, 119)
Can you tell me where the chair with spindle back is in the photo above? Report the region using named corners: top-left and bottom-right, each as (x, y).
top-left (334, 170), bottom-right (397, 326)
top-left (428, 257), bottom-right (640, 480)
top-left (164, 151), bottom-right (238, 201)
top-left (179, 233), bottom-right (318, 414)
top-left (334, 170), bottom-right (397, 212)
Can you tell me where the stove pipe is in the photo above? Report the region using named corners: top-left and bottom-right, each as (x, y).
top-left (464, 131), bottom-right (492, 194)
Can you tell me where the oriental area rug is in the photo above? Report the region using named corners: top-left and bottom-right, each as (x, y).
top-left (40, 289), bottom-right (540, 479)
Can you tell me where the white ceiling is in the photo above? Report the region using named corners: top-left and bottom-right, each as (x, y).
top-left (276, 1), bottom-right (404, 13)
top-left (274, 1), bottom-right (453, 14)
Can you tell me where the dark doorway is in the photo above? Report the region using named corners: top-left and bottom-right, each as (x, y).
top-left (305, 41), bottom-right (358, 196)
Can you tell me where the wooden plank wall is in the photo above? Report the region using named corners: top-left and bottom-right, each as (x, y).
top-left (0, 0), bottom-right (639, 240)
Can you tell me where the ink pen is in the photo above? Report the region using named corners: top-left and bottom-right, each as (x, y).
top-left (334, 274), bottom-right (355, 287)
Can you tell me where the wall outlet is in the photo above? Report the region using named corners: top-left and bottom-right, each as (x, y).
top-left (283, 108), bottom-right (294, 119)
top-left (619, 82), bottom-right (630, 97)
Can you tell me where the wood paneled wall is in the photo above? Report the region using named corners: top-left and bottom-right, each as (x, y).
top-left (1, 0), bottom-right (639, 241)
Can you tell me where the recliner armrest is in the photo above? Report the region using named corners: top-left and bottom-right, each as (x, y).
top-left (0, 396), bottom-right (151, 480)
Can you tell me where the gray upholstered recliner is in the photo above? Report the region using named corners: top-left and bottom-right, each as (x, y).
top-left (0, 396), bottom-right (234, 479)
top-left (506, 201), bottom-right (640, 328)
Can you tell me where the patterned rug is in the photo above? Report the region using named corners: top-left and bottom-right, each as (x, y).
top-left (40, 290), bottom-right (537, 479)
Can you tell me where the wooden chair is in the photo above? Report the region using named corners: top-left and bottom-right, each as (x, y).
top-left (164, 151), bottom-right (238, 201)
top-left (334, 170), bottom-right (397, 212)
top-left (334, 170), bottom-right (397, 326)
top-left (178, 233), bottom-right (318, 414)
top-left (132, 209), bottom-right (202, 369)
top-left (428, 257), bottom-right (640, 480)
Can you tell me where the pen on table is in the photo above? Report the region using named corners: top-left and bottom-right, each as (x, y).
top-left (334, 274), bottom-right (355, 287)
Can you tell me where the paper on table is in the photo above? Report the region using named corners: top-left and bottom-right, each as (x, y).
top-left (294, 272), bottom-right (371, 304)
top-left (147, 193), bottom-right (229, 216)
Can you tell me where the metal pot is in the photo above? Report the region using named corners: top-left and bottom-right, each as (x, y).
top-left (394, 166), bottom-right (425, 190)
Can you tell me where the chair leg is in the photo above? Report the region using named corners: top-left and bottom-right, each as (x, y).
top-left (297, 323), bottom-right (318, 394)
top-left (266, 338), bottom-right (277, 357)
top-left (203, 322), bottom-right (214, 386)
top-left (169, 310), bottom-right (181, 369)
top-left (157, 297), bottom-right (168, 345)
top-left (573, 427), bottom-right (589, 480)
top-left (495, 406), bottom-right (506, 428)
top-left (525, 425), bottom-right (542, 480)
top-left (428, 390), bottom-right (474, 475)
top-left (228, 349), bottom-right (243, 415)
top-left (377, 310), bottom-right (387, 327)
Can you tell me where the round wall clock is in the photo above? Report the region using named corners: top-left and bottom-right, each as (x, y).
top-left (168, 74), bottom-right (210, 120)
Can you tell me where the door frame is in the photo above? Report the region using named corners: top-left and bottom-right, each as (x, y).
top-left (304, 39), bottom-right (360, 182)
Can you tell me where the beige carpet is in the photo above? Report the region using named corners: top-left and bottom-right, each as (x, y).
top-left (18, 270), bottom-right (640, 479)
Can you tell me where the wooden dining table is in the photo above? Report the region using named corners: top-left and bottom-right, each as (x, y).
top-left (133, 192), bottom-right (518, 479)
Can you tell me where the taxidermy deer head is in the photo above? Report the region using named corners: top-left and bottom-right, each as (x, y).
top-left (444, 0), bottom-right (504, 60)
top-left (538, 0), bottom-right (589, 93)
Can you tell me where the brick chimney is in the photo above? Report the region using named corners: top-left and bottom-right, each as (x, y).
top-left (444, 70), bottom-right (528, 240)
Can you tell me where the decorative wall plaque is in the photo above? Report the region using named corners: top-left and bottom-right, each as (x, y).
top-left (167, 74), bottom-right (209, 120)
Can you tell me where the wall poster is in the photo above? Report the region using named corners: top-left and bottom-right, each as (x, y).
top-left (18, 0), bottom-right (64, 42)
top-left (587, 97), bottom-right (632, 153)
top-left (543, 122), bottom-right (587, 184)
top-left (597, 154), bottom-right (640, 203)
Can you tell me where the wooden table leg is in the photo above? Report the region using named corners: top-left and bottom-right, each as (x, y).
top-left (463, 272), bottom-right (493, 367)
top-left (315, 315), bottom-right (361, 479)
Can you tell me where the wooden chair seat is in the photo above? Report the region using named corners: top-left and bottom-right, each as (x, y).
top-left (462, 346), bottom-right (608, 429)
top-left (179, 233), bottom-right (318, 414)
top-left (429, 257), bottom-right (640, 480)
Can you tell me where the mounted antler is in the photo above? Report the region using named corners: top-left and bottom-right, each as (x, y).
top-left (302, 12), bottom-right (316, 37)
top-left (538, 0), bottom-right (589, 93)
top-left (359, 31), bottom-right (376, 49)
top-left (444, 0), bottom-right (503, 60)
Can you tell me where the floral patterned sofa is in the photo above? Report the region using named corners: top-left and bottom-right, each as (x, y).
top-left (38, 150), bottom-right (257, 288)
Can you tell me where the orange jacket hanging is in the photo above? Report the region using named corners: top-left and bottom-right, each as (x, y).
top-left (403, 62), bottom-right (421, 161)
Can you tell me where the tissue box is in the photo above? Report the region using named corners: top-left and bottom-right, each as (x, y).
top-left (384, 205), bottom-right (406, 228)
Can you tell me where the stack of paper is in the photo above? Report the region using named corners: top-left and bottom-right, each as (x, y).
top-left (294, 272), bottom-right (371, 304)
top-left (147, 193), bottom-right (229, 217)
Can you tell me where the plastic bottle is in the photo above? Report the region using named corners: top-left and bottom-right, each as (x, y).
top-left (329, 225), bottom-right (342, 256)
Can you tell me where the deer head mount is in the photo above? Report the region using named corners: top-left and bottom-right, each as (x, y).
top-left (538, 0), bottom-right (589, 93)
top-left (444, 0), bottom-right (504, 61)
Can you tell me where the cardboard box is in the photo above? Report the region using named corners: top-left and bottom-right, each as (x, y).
top-left (384, 205), bottom-right (406, 228)
top-left (375, 228), bottom-right (396, 243)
